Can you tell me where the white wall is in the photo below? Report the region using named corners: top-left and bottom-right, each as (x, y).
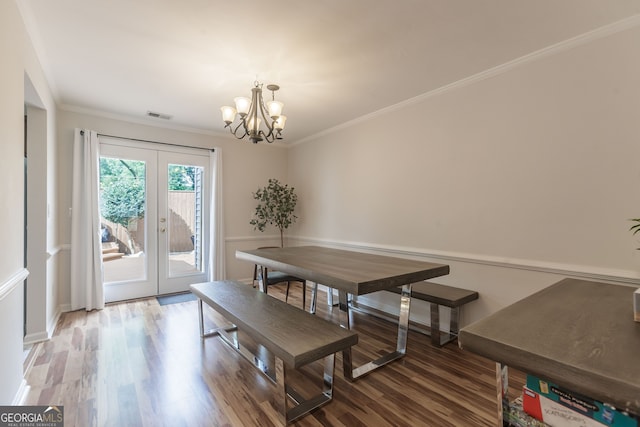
top-left (24, 104), bottom-right (48, 343)
top-left (56, 110), bottom-right (290, 308)
top-left (0, 0), bottom-right (30, 404)
top-left (287, 21), bottom-right (640, 328)
top-left (1, 0), bottom-right (59, 403)
top-left (21, 1), bottom-right (60, 346)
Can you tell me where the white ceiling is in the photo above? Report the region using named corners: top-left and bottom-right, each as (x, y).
top-left (18, 0), bottom-right (640, 143)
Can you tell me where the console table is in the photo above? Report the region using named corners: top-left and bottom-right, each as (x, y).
top-left (458, 278), bottom-right (640, 425)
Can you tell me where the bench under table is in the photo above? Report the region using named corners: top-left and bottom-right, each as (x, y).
top-left (350, 281), bottom-right (478, 347)
top-left (190, 280), bottom-right (358, 425)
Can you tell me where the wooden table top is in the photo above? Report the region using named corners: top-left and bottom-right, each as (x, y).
top-left (236, 246), bottom-right (450, 295)
top-left (458, 278), bottom-right (640, 414)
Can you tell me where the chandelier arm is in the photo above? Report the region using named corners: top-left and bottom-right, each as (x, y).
top-left (231, 120), bottom-right (248, 139)
top-left (261, 130), bottom-right (275, 143)
top-left (258, 95), bottom-right (276, 138)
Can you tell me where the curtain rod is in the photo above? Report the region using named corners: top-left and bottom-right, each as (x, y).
top-left (80, 130), bottom-right (214, 152)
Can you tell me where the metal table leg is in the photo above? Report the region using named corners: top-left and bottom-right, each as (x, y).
top-left (340, 284), bottom-right (412, 381)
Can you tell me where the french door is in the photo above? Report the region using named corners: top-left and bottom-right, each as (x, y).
top-left (99, 140), bottom-right (210, 302)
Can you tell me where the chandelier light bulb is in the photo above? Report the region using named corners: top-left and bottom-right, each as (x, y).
top-left (266, 100), bottom-right (284, 119)
top-left (247, 117), bottom-right (261, 133)
top-left (274, 115), bottom-right (287, 130)
top-left (234, 97), bottom-right (251, 116)
top-left (220, 106), bottom-right (237, 124)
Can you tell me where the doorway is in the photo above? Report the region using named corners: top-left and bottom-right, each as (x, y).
top-left (99, 139), bottom-right (210, 302)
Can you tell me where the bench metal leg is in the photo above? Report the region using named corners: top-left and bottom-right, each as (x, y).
top-left (430, 303), bottom-right (441, 346)
top-left (431, 304), bottom-right (461, 347)
top-left (322, 352), bottom-right (335, 400)
top-left (198, 298), bottom-right (239, 339)
top-left (275, 357), bottom-right (287, 425)
top-left (278, 354), bottom-right (335, 423)
top-left (341, 284), bottom-right (412, 381)
top-left (450, 306), bottom-right (460, 340)
top-left (248, 351), bottom-right (337, 425)
top-left (198, 298), bottom-right (205, 337)
top-left (198, 298), bottom-right (275, 379)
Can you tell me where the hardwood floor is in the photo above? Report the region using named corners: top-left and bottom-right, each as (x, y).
top-left (22, 285), bottom-right (524, 426)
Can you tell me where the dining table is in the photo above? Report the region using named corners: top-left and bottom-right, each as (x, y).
top-left (236, 245), bottom-right (450, 381)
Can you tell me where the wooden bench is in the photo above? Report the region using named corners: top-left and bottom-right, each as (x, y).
top-left (190, 280), bottom-right (358, 425)
top-left (385, 281), bottom-right (478, 347)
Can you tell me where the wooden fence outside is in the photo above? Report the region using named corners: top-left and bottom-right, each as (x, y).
top-left (167, 191), bottom-right (196, 252)
top-left (101, 191), bottom-right (196, 254)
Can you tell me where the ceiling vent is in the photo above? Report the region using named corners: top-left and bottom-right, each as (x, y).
top-left (146, 111), bottom-right (172, 120)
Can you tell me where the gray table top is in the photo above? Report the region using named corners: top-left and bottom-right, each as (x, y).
top-left (458, 278), bottom-right (640, 414)
top-left (236, 245), bottom-right (450, 295)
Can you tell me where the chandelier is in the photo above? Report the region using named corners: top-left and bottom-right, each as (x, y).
top-left (220, 81), bottom-right (287, 143)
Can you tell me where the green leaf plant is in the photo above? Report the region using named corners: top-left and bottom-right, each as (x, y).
top-left (250, 179), bottom-right (298, 247)
top-left (630, 218), bottom-right (640, 249)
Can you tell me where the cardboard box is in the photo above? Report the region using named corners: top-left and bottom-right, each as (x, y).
top-left (523, 387), bottom-right (606, 427)
top-left (526, 375), bottom-right (638, 427)
top-left (634, 287), bottom-right (640, 322)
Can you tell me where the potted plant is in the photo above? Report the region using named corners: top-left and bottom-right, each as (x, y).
top-left (250, 178), bottom-right (298, 247)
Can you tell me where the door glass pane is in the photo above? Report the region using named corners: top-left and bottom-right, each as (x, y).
top-left (167, 163), bottom-right (204, 277)
top-left (99, 157), bottom-right (147, 283)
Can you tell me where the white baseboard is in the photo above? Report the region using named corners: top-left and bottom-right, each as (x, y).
top-left (23, 306), bottom-right (63, 346)
top-left (12, 380), bottom-right (28, 405)
top-left (23, 331), bottom-right (49, 346)
top-left (47, 305), bottom-right (63, 336)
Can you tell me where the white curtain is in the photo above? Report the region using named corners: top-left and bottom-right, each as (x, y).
top-left (208, 148), bottom-right (226, 280)
top-left (70, 129), bottom-right (104, 311)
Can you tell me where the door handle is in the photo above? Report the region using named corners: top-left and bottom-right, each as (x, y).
top-left (160, 227), bottom-right (166, 232)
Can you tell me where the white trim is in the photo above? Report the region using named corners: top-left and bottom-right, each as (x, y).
top-left (47, 305), bottom-right (62, 336)
top-left (289, 236), bottom-right (640, 286)
top-left (0, 268), bottom-right (29, 302)
top-left (293, 14), bottom-right (640, 146)
top-left (23, 331), bottom-right (49, 346)
top-left (59, 303), bottom-right (72, 313)
top-left (12, 380), bottom-right (29, 405)
top-left (225, 234), bottom-right (282, 243)
top-left (47, 244), bottom-right (72, 256)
